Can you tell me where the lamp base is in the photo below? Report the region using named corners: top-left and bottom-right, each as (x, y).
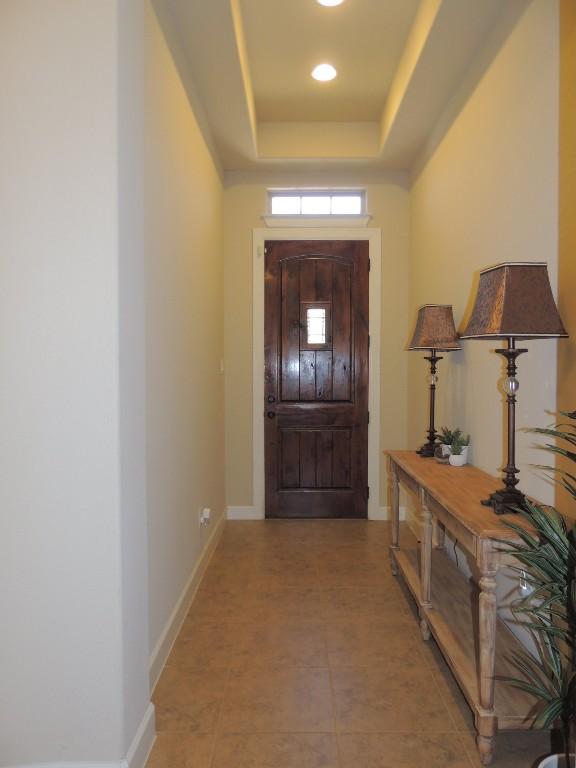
top-left (481, 487), bottom-right (527, 515)
top-left (416, 442), bottom-right (437, 458)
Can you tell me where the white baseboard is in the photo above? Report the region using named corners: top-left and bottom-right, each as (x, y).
top-left (4, 760), bottom-right (126, 768)
top-left (5, 764), bottom-right (126, 768)
top-left (375, 506), bottom-right (407, 521)
top-left (124, 703), bottom-right (156, 768)
top-left (227, 505), bottom-right (262, 520)
top-left (148, 515), bottom-right (225, 691)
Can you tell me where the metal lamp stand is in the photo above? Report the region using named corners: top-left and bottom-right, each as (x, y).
top-left (481, 338), bottom-right (528, 514)
top-left (416, 350), bottom-right (441, 458)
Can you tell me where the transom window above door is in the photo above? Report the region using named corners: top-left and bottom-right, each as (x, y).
top-left (268, 189), bottom-right (365, 216)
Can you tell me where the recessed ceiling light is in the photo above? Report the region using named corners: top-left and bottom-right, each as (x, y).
top-left (311, 63), bottom-right (337, 82)
top-left (317, 0), bottom-right (345, 6)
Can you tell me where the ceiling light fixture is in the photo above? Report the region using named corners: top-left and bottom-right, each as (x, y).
top-left (311, 63), bottom-right (337, 82)
top-left (317, 0), bottom-right (345, 6)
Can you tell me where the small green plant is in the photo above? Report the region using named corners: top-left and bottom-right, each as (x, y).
top-left (450, 433), bottom-right (470, 455)
top-left (439, 427), bottom-right (462, 446)
top-left (503, 410), bottom-right (576, 768)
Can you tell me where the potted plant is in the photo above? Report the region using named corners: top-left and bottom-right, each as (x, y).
top-left (439, 427), bottom-right (461, 457)
top-left (449, 433), bottom-right (470, 466)
top-left (502, 410), bottom-right (576, 768)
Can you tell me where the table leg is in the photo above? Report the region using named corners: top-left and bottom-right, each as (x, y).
top-left (388, 459), bottom-right (399, 576)
top-left (477, 542), bottom-right (498, 764)
top-left (432, 516), bottom-right (445, 549)
top-left (419, 489), bottom-right (433, 641)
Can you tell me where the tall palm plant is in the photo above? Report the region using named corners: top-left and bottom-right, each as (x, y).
top-left (502, 410), bottom-right (576, 768)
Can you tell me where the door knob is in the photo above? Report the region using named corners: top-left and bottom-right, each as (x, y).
top-left (267, 411), bottom-right (276, 419)
top-left (267, 395), bottom-right (276, 403)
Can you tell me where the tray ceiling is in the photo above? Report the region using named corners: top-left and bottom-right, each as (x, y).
top-left (152, 0), bottom-right (531, 172)
top-left (241, 0), bottom-right (420, 123)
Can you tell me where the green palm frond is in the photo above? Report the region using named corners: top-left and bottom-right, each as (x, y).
top-left (502, 409), bottom-right (576, 763)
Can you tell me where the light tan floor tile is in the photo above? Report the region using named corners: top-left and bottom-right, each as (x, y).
top-left (220, 667), bottom-right (334, 733)
top-left (252, 557), bottom-right (319, 588)
top-left (331, 666), bottom-right (454, 733)
top-left (207, 551), bottom-right (259, 573)
top-left (166, 621), bottom-right (239, 671)
top-left (459, 729), bottom-right (552, 768)
top-left (338, 733), bottom-right (473, 767)
top-left (323, 586), bottom-right (408, 623)
top-left (326, 620), bottom-right (423, 668)
top-left (146, 733), bottom-right (214, 768)
top-left (316, 559), bottom-right (396, 588)
top-left (201, 564), bottom-right (255, 592)
top-left (153, 667), bottom-right (229, 733)
top-left (187, 588), bottom-right (256, 623)
top-left (232, 621), bottom-right (328, 668)
top-left (212, 733), bottom-right (340, 768)
top-left (251, 586), bottom-right (329, 623)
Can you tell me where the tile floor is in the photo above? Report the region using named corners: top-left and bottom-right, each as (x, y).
top-left (147, 520), bottom-right (551, 768)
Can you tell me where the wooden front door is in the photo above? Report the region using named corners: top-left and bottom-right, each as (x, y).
top-left (264, 240), bottom-right (369, 518)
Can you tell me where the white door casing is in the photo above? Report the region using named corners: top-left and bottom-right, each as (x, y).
top-left (251, 227), bottom-right (382, 520)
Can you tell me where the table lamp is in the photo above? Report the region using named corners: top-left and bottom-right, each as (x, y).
top-left (460, 262), bottom-right (567, 513)
top-left (408, 305), bottom-right (461, 457)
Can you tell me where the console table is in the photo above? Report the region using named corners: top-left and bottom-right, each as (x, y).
top-left (386, 450), bottom-right (537, 766)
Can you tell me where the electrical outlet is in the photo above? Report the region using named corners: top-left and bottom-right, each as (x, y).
top-left (199, 507), bottom-right (211, 527)
top-left (519, 570), bottom-right (532, 596)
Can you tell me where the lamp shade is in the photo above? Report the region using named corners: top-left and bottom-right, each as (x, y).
top-left (461, 262), bottom-right (567, 339)
top-left (408, 305), bottom-right (461, 351)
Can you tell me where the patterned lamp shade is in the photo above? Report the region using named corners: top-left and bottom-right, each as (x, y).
top-left (461, 262), bottom-right (567, 340)
top-left (408, 305), bottom-right (461, 351)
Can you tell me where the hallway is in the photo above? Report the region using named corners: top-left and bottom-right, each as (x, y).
top-left (147, 521), bottom-right (548, 768)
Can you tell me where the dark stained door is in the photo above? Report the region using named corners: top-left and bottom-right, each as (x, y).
top-left (264, 240), bottom-right (369, 518)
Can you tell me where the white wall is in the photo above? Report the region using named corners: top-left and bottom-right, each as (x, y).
top-left (0, 1), bottom-right (150, 765)
top-left (408, 0), bottom-right (560, 507)
top-left (118, 0), bottom-right (153, 756)
top-left (145, 4), bottom-right (226, 669)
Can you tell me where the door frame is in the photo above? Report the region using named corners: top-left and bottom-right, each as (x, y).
top-left (252, 227), bottom-right (382, 520)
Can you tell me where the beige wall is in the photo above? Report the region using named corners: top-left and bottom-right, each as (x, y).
top-left (409, 0), bottom-right (560, 507)
top-left (145, 4), bottom-right (225, 657)
top-left (223, 173), bottom-right (411, 509)
top-left (557, 0), bottom-right (576, 519)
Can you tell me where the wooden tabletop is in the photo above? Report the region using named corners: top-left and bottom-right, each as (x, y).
top-left (385, 450), bottom-right (536, 540)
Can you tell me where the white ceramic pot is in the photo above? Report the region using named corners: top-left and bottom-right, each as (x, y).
top-left (441, 444), bottom-right (452, 457)
top-left (538, 755), bottom-right (575, 768)
top-left (449, 446), bottom-right (469, 466)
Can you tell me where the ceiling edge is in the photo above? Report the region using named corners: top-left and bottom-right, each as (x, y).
top-left (230, 0), bottom-right (258, 156)
top-left (223, 168), bottom-right (410, 188)
top-left (379, 0), bottom-right (443, 151)
top-left (150, 0), bottom-right (224, 180)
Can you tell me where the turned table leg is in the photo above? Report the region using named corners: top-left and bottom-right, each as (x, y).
top-left (419, 489), bottom-right (433, 641)
top-left (432, 515), bottom-right (445, 549)
top-left (477, 543), bottom-right (498, 765)
top-left (388, 459), bottom-right (400, 576)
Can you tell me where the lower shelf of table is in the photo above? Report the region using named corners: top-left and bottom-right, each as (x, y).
top-left (393, 546), bottom-right (537, 730)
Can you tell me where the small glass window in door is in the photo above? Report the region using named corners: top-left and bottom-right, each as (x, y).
top-left (306, 307), bottom-right (326, 345)
top-left (300, 301), bottom-right (332, 350)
